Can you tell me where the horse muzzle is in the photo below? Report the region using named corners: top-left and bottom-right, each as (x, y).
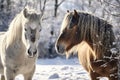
top-left (27, 48), bottom-right (37, 57)
top-left (55, 43), bottom-right (65, 55)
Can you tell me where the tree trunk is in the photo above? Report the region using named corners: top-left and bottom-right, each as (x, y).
top-left (0, 0), bottom-right (11, 12)
top-left (0, 0), bottom-right (4, 11)
top-left (54, 0), bottom-right (58, 17)
top-left (6, 0), bottom-right (11, 11)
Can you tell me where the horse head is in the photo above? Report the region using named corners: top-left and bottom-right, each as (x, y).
top-left (22, 7), bottom-right (42, 57)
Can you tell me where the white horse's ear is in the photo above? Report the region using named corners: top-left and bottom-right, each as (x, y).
top-left (23, 8), bottom-right (29, 18)
top-left (67, 10), bottom-right (69, 13)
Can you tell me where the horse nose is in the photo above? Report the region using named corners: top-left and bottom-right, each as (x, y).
top-left (28, 49), bottom-right (37, 57)
top-left (28, 49), bottom-right (31, 56)
top-left (31, 36), bottom-right (35, 42)
top-left (33, 50), bottom-right (37, 55)
top-left (56, 44), bottom-right (65, 54)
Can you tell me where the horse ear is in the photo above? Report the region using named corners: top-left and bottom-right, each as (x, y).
top-left (67, 10), bottom-right (69, 13)
top-left (73, 9), bottom-right (78, 18)
top-left (23, 8), bottom-right (29, 18)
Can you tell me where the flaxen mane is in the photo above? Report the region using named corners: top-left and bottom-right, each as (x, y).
top-left (76, 12), bottom-right (116, 70)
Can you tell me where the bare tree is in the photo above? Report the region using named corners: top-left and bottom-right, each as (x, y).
top-left (54, 0), bottom-right (65, 17)
top-left (6, 0), bottom-right (11, 11)
top-left (0, 0), bottom-right (4, 11)
top-left (0, 0), bottom-right (11, 11)
top-left (39, 0), bottom-right (47, 17)
top-left (99, 0), bottom-right (120, 25)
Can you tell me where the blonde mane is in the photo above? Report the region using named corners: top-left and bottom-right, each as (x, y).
top-left (5, 11), bottom-right (23, 45)
top-left (76, 12), bottom-right (115, 59)
top-left (76, 12), bottom-right (115, 71)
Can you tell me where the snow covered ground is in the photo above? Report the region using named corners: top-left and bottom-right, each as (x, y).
top-left (15, 57), bottom-right (108, 80)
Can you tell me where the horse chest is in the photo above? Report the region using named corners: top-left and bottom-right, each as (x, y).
top-left (3, 43), bottom-right (36, 74)
top-left (9, 57), bottom-right (36, 74)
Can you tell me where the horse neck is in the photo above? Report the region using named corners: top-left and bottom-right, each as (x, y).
top-left (85, 40), bottom-right (112, 59)
top-left (6, 13), bottom-right (23, 45)
top-left (78, 39), bottom-right (105, 60)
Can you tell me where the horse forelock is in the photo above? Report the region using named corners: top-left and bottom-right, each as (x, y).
top-left (60, 13), bottom-right (72, 33)
top-left (24, 7), bottom-right (40, 22)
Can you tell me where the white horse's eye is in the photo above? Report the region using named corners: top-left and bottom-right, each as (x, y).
top-left (25, 28), bottom-right (27, 31)
top-left (39, 28), bottom-right (42, 32)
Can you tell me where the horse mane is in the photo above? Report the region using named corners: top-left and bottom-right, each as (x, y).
top-left (76, 12), bottom-right (115, 59)
top-left (6, 11), bottom-right (23, 45)
top-left (5, 8), bottom-right (40, 46)
top-left (78, 12), bottom-right (115, 71)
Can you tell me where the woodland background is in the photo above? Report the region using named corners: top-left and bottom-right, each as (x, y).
top-left (0, 0), bottom-right (120, 58)
top-left (0, 0), bottom-right (120, 79)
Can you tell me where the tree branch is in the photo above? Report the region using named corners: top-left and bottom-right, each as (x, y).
top-left (58, 0), bottom-right (65, 7)
top-left (40, 0), bottom-right (47, 17)
top-left (103, 0), bottom-right (120, 8)
top-left (104, 8), bottom-right (120, 17)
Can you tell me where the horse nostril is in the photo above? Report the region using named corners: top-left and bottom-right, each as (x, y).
top-left (28, 49), bottom-right (31, 55)
top-left (57, 45), bottom-right (60, 51)
top-left (57, 44), bottom-right (65, 53)
top-left (27, 49), bottom-right (37, 57)
top-left (33, 50), bottom-right (37, 55)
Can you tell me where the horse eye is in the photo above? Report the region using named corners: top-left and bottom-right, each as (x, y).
top-left (72, 17), bottom-right (76, 23)
top-left (39, 29), bottom-right (41, 32)
top-left (39, 27), bottom-right (42, 32)
top-left (25, 28), bottom-right (27, 31)
top-left (68, 16), bottom-right (78, 29)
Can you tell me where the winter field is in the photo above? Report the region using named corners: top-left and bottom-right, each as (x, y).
top-left (0, 0), bottom-right (119, 80)
top-left (15, 57), bottom-right (108, 80)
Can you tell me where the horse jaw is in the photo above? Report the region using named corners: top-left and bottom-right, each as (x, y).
top-left (65, 44), bottom-right (79, 59)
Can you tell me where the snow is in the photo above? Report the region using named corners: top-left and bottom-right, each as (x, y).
top-left (15, 57), bottom-right (108, 80)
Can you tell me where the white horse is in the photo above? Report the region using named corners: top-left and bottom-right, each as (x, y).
top-left (0, 7), bottom-right (42, 80)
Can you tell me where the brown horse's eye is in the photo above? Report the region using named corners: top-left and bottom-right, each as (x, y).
top-left (68, 16), bottom-right (77, 29)
top-left (71, 16), bottom-right (76, 23)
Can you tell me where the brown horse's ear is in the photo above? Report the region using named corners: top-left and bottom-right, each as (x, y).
top-left (67, 10), bottom-right (69, 13)
top-left (73, 9), bottom-right (78, 18)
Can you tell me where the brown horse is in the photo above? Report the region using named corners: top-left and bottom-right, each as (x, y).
top-left (55, 10), bottom-right (118, 80)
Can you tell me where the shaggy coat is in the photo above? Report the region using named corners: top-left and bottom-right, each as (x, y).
top-left (56, 10), bottom-right (118, 80)
top-left (0, 7), bottom-right (41, 80)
